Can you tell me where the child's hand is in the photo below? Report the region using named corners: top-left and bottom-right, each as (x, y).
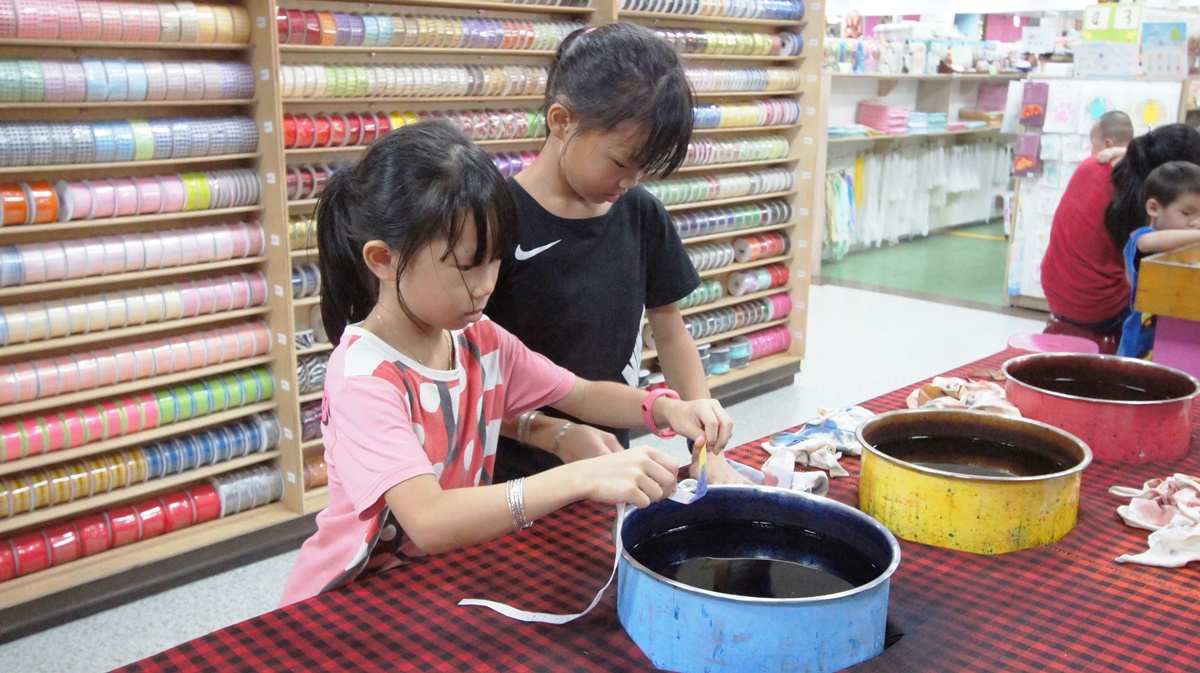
top-left (663, 399), bottom-right (734, 453)
top-left (582, 447), bottom-right (679, 508)
top-left (553, 423), bottom-right (622, 463)
top-left (1097, 146), bottom-right (1126, 165)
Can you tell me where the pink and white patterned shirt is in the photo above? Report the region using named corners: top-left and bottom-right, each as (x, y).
top-left (280, 317), bottom-right (574, 606)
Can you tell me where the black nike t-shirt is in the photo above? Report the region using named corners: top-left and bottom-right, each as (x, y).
top-left (485, 178), bottom-right (700, 478)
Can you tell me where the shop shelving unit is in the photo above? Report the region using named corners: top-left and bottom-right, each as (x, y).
top-left (1, 0), bottom-right (823, 616)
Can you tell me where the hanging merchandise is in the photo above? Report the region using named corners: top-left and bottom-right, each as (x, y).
top-left (825, 141), bottom-right (1011, 253)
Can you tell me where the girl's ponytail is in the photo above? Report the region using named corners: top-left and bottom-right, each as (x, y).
top-left (1105, 140), bottom-right (1149, 251)
top-left (1105, 124), bottom-right (1200, 250)
top-left (317, 168), bottom-right (374, 345)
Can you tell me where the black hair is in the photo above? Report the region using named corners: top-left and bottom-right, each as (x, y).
top-left (1144, 161), bottom-right (1200, 212)
top-left (316, 120), bottom-right (517, 345)
top-left (1105, 123), bottom-right (1200, 249)
top-left (545, 22), bottom-right (694, 176)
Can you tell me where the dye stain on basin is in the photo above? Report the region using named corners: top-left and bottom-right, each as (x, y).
top-left (1003, 353), bottom-right (1200, 463)
top-left (630, 521), bottom-right (879, 599)
top-left (618, 486), bottom-right (900, 673)
top-left (857, 410), bottom-right (1091, 555)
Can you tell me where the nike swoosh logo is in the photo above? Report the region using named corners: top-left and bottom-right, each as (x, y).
top-left (514, 240), bottom-right (561, 261)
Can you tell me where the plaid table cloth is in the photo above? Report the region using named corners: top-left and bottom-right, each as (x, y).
top-left (119, 349), bottom-right (1200, 672)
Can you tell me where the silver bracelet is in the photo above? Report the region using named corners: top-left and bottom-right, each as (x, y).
top-left (505, 477), bottom-right (533, 531)
top-left (553, 422), bottom-right (573, 454)
top-left (517, 410), bottom-right (541, 446)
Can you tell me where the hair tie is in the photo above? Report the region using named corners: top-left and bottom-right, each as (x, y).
top-left (585, 27), bottom-right (595, 33)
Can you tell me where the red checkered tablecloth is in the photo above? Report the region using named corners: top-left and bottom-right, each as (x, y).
top-left (118, 349), bottom-right (1200, 673)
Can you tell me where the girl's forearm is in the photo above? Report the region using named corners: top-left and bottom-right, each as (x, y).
top-left (384, 468), bottom-right (587, 554)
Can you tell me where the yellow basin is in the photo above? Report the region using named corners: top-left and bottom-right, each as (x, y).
top-left (857, 410), bottom-right (1092, 555)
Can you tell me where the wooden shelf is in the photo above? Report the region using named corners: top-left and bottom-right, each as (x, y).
top-left (289, 199), bottom-right (320, 209)
top-left (0, 257), bottom-right (266, 300)
top-left (708, 352), bottom-right (803, 389)
top-left (698, 254), bottom-right (792, 279)
top-left (0, 450), bottom-right (282, 537)
top-left (693, 88), bottom-right (802, 99)
top-left (0, 99), bottom-right (257, 110)
top-left (296, 343), bottom-right (333, 357)
top-left (680, 221), bottom-right (792, 244)
top-left (826, 72), bottom-right (1024, 81)
top-left (693, 122), bottom-right (802, 135)
top-left (619, 9), bottom-right (802, 27)
top-left (0, 354), bottom-right (275, 420)
top-left (664, 189), bottom-right (797, 212)
top-left (281, 95), bottom-right (544, 104)
top-left (298, 391), bottom-right (323, 404)
top-left (0, 307), bottom-right (270, 359)
top-left (290, 248), bottom-right (319, 259)
top-left (279, 45), bottom-right (555, 56)
top-left (0, 503), bottom-right (296, 612)
top-left (293, 296), bottom-right (321, 308)
top-left (827, 128), bottom-right (1002, 144)
top-left (673, 158), bottom-right (795, 174)
top-left (0, 206), bottom-right (264, 240)
top-left (0, 153), bottom-right (263, 176)
top-left (301, 438), bottom-right (324, 451)
top-left (0, 39), bottom-right (251, 51)
top-left (643, 317), bottom-right (790, 359)
top-left (304, 486), bottom-right (329, 515)
top-left (0, 401), bottom-right (278, 477)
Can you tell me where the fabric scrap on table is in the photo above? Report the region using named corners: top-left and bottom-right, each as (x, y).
top-left (726, 456), bottom-right (830, 496)
top-left (1109, 474), bottom-right (1200, 567)
top-left (905, 376), bottom-right (1021, 418)
top-left (760, 406), bottom-right (875, 478)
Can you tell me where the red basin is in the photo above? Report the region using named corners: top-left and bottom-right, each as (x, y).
top-left (1003, 353), bottom-right (1199, 463)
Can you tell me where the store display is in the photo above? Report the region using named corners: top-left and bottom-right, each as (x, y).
top-left (0, 117), bottom-right (258, 167)
top-left (644, 167), bottom-right (794, 206)
top-left (0, 0), bottom-right (252, 44)
top-left (652, 28), bottom-right (803, 57)
top-left (0, 221), bottom-right (264, 287)
top-left (0, 463), bottom-right (281, 583)
top-left (0, 271), bottom-right (268, 346)
top-left (275, 10), bottom-right (582, 50)
top-left (681, 291), bottom-right (791, 340)
top-left (0, 169), bottom-right (261, 226)
top-left (278, 64), bottom-right (549, 100)
top-left (673, 198), bottom-right (792, 239)
top-left (693, 99), bottom-right (800, 129)
top-left (682, 135), bottom-right (790, 168)
top-left (685, 67), bottom-right (801, 93)
top-left (619, 0), bottom-right (803, 20)
top-left (0, 59), bottom-right (254, 103)
top-left (302, 454), bottom-right (327, 489)
top-left (0, 413), bottom-right (279, 518)
top-left (292, 262), bottom-right (320, 299)
top-left (0, 320), bottom-right (270, 405)
top-left (0, 365), bottom-right (273, 462)
top-left (0, 0), bottom-right (816, 611)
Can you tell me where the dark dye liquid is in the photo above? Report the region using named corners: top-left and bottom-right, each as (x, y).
top-left (628, 521), bottom-right (879, 599)
top-left (1021, 375), bottom-right (1171, 402)
top-left (876, 436), bottom-right (1068, 477)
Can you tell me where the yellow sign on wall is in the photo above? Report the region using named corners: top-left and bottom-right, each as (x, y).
top-left (1082, 4), bottom-right (1143, 44)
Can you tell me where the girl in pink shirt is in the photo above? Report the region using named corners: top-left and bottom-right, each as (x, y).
top-left (280, 121), bottom-right (732, 606)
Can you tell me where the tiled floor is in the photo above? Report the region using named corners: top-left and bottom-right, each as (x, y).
top-left (0, 284), bottom-right (1045, 673)
top-left (819, 222), bottom-right (1011, 307)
